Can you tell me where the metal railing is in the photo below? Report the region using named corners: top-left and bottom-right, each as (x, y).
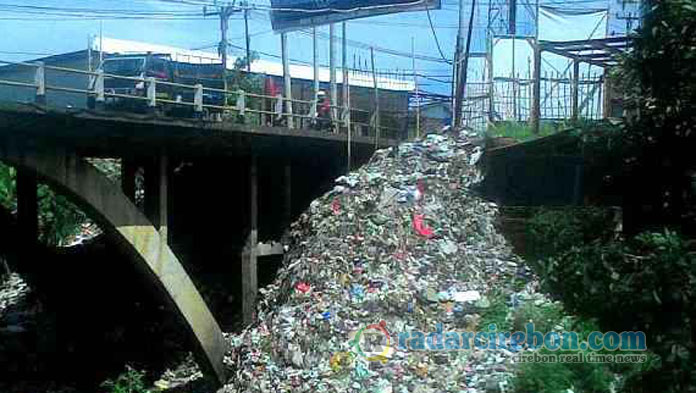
top-left (0, 59), bottom-right (406, 143)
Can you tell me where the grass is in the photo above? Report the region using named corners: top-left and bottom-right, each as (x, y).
top-left (486, 121), bottom-right (558, 142)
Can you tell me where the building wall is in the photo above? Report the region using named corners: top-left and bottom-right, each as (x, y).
top-left (0, 53), bottom-right (95, 110)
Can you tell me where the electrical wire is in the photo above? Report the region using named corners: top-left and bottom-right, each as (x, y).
top-left (425, 5), bottom-right (453, 64)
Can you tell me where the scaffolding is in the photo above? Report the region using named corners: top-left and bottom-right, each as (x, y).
top-left (459, 0), bottom-right (636, 133)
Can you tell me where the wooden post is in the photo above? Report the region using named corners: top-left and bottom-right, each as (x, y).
top-left (512, 38), bottom-right (517, 121)
top-left (16, 171), bottom-right (38, 242)
top-left (602, 69), bottom-right (611, 119)
top-left (572, 59), bottom-right (580, 121)
top-left (487, 40), bottom-right (494, 123)
top-left (242, 156), bottom-right (258, 325)
top-left (330, 24), bottom-right (338, 128)
top-left (530, 41), bottom-right (541, 134)
top-left (370, 47), bottom-right (380, 146)
top-left (281, 33), bottom-right (294, 129)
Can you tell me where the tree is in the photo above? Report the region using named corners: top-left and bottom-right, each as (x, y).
top-left (613, 0), bottom-right (696, 235)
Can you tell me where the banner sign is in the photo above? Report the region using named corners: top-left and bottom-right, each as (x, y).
top-left (270, 0), bottom-right (441, 32)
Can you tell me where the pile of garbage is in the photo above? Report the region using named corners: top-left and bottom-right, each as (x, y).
top-left (0, 273), bottom-right (30, 321)
top-left (224, 130), bottom-right (528, 393)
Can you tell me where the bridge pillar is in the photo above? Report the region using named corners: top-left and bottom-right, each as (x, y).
top-left (283, 162), bottom-right (292, 232)
top-left (144, 152), bottom-right (169, 243)
top-left (0, 145), bottom-right (225, 383)
top-left (242, 156), bottom-right (258, 325)
top-left (16, 170), bottom-right (38, 242)
top-left (158, 152), bottom-right (169, 243)
top-left (121, 158), bottom-right (137, 203)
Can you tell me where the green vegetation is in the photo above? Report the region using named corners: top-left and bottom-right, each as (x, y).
top-left (101, 366), bottom-right (154, 393)
top-left (610, 0), bottom-right (696, 234)
top-left (226, 52), bottom-right (266, 126)
top-left (524, 206), bottom-right (695, 392)
top-left (0, 162), bottom-right (88, 246)
top-left (510, 297), bottom-right (623, 393)
top-left (486, 121), bottom-right (557, 142)
top-left (479, 289), bottom-right (512, 332)
top-left (516, 2), bottom-right (696, 389)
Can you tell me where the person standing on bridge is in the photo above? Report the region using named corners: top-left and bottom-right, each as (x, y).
top-left (314, 91), bottom-right (332, 132)
top-left (264, 77), bottom-right (283, 126)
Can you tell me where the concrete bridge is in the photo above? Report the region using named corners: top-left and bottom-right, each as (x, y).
top-left (0, 102), bottom-right (397, 385)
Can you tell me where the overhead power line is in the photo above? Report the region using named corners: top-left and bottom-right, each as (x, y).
top-left (425, 6), bottom-right (453, 64)
top-left (0, 3), bottom-right (199, 15)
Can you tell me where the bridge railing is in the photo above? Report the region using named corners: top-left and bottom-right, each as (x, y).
top-left (0, 59), bottom-right (406, 143)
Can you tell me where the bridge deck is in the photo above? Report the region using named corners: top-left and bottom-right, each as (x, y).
top-left (0, 102), bottom-right (399, 159)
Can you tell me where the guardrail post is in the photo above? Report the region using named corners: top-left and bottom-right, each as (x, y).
top-left (34, 61), bottom-right (45, 105)
top-left (95, 69), bottom-right (105, 105)
top-left (194, 84), bottom-right (203, 114)
top-left (236, 89), bottom-right (246, 115)
top-left (147, 77), bottom-right (157, 109)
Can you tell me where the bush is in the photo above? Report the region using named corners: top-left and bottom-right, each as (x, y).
top-left (512, 300), bottom-right (618, 393)
top-left (525, 207), bottom-right (614, 266)
top-left (528, 214), bottom-right (696, 392)
top-left (101, 366), bottom-right (153, 393)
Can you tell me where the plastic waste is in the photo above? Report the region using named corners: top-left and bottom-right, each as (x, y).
top-left (223, 129), bottom-right (528, 393)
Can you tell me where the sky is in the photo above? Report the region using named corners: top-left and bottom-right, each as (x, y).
top-left (0, 0), bottom-right (638, 96)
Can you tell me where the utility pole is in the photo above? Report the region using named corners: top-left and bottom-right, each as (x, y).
top-left (454, 0), bottom-right (477, 128)
top-left (452, 0), bottom-right (466, 123)
top-left (313, 27), bottom-right (320, 119)
top-left (281, 32), bottom-right (294, 129)
top-left (342, 22), bottom-right (351, 172)
top-left (510, 0), bottom-right (517, 121)
top-left (329, 24), bottom-right (338, 127)
top-left (244, 2), bottom-right (251, 72)
top-left (412, 37), bottom-right (420, 139)
top-left (99, 21), bottom-right (103, 66)
top-left (370, 47), bottom-right (380, 146)
top-left (204, 2), bottom-right (241, 91)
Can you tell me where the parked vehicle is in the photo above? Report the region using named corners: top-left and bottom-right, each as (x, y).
top-left (89, 52), bottom-right (226, 117)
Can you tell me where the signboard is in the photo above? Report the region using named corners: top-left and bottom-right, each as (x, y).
top-left (270, 0), bottom-right (441, 32)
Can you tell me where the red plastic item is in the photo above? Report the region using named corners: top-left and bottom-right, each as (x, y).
top-left (417, 179), bottom-right (425, 195)
top-left (294, 281), bottom-right (311, 293)
top-left (331, 197), bottom-right (341, 215)
top-left (413, 213), bottom-right (435, 238)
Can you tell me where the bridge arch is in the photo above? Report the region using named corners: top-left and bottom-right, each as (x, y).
top-left (0, 140), bottom-right (225, 384)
